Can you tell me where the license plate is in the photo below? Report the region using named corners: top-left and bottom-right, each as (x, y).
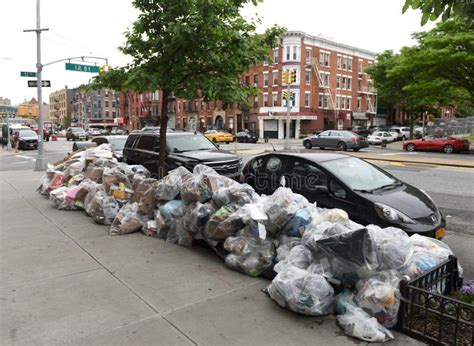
top-left (435, 227), bottom-right (446, 239)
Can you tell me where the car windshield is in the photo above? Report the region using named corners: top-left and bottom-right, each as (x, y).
top-left (320, 157), bottom-right (397, 192)
top-left (373, 132), bottom-right (384, 136)
top-left (108, 137), bottom-right (127, 151)
top-left (167, 135), bottom-right (217, 152)
top-left (20, 130), bottom-right (37, 137)
top-left (71, 128), bottom-right (85, 133)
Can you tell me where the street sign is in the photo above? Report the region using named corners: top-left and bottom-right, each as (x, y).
top-left (21, 71), bottom-right (37, 77)
top-left (28, 80), bottom-right (51, 87)
top-left (65, 63), bottom-right (99, 73)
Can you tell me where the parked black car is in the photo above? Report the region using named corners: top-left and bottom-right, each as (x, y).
top-left (66, 127), bottom-right (89, 141)
top-left (302, 130), bottom-right (368, 151)
top-left (123, 132), bottom-right (242, 178)
top-left (236, 131), bottom-right (258, 143)
top-left (242, 152), bottom-right (446, 239)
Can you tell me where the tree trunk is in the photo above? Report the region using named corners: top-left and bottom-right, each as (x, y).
top-left (158, 89), bottom-right (170, 179)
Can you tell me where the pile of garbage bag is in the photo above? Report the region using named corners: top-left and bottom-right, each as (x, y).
top-left (37, 145), bottom-right (462, 343)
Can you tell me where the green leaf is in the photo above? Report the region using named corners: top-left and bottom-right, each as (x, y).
top-left (402, 0), bottom-right (411, 13)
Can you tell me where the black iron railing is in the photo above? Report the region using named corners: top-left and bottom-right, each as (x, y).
top-left (397, 256), bottom-right (473, 345)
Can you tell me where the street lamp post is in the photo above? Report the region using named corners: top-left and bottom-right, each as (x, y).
top-left (24, 0), bottom-right (48, 170)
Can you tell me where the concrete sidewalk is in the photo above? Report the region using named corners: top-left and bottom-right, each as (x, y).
top-left (0, 171), bottom-right (422, 345)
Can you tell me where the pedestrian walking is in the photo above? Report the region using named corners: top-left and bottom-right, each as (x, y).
top-left (13, 131), bottom-right (20, 153)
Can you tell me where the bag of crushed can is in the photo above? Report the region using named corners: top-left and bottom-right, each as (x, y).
top-left (274, 245), bottom-right (312, 273)
top-left (223, 235), bottom-right (275, 277)
top-left (110, 202), bottom-right (148, 236)
top-left (155, 166), bottom-right (192, 201)
top-left (307, 228), bottom-right (379, 286)
top-left (267, 266), bottom-right (334, 316)
top-left (355, 270), bottom-right (401, 328)
top-left (204, 204), bottom-right (244, 241)
top-left (336, 291), bottom-right (394, 343)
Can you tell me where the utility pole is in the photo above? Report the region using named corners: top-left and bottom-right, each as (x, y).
top-left (283, 69), bottom-right (295, 151)
top-left (24, 0), bottom-right (48, 170)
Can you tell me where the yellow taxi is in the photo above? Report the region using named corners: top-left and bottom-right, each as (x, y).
top-left (204, 130), bottom-right (234, 144)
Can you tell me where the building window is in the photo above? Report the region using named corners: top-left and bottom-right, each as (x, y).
top-left (305, 70), bottom-right (311, 84)
top-left (112, 101), bottom-right (116, 108)
top-left (304, 93), bottom-right (310, 107)
top-left (305, 48), bottom-right (311, 64)
top-left (253, 96), bottom-right (258, 108)
top-left (342, 57), bottom-right (347, 70)
top-left (286, 46), bottom-right (290, 61)
top-left (319, 73), bottom-right (329, 87)
top-left (336, 76), bottom-right (341, 89)
top-left (319, 52), bottom-right (330, 66)
top-left (346, 97), bottom-right (352, 110)
top-left (245, 75), bottom-right (250, 85)
top-left (342, 77), bottom-right (347, 90)
top-left (340, 97), bottom-right (346, 110)
top-left (348, 57), bottom-right (353, 71)
top-left (263, 73), bottom-right (269, 87)
top-left (336, 96), bottom-right (341, 109)
top-left (337, 55), bottom-right (342, 69)
top-left (104, 100), bottom-right (109, 108)
top-left (273, 49), bottom-right (278, 64)
top-left (319, 51), bottom-right (324, 66)
top-left (272, 92), bottom-right (278, 107)
top-left (358, 61), bottom-right (363, 73)
top-left (253, 74), bottom-right (259, 87)
top-left (357, 97), bottom-right (362, 111)
top-left (318, 95), bottom-right (323, 108)
top-left (272, 71), bottom-right (278, 86)
top-left (347, 78), bottom-right (352, 90)
top-left (263, 94), bottom-right (269, 107)
top-left (105, 110), bottom-right (109, 117)
top-left (292, 45), bottom-right (298, 60)
top-left (358, 79), bottom-right (362, 90)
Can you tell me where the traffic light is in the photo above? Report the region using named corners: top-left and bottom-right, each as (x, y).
top-left (282, 70), bottom-right (289, 84)
top-left (290, 69), bottom-right (297, 83)
top-left (284, 91), bottom-right (295, 101)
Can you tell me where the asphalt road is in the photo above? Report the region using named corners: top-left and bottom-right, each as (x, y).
top-left (1, 138), bottom-right (473, 278)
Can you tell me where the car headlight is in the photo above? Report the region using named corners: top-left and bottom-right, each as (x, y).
top-left (374, 203), bottom-right (416, 224)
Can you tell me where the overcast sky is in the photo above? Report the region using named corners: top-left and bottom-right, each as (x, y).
top-left (1, 0), bottom-right (434, 106)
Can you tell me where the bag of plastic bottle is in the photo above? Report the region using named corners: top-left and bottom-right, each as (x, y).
top-left (211, 183), bottom-right (257, 208)
top-left (159, 200), bottom-right (185, 226)
top-left (267, 266), bottom-right (334, 316)
top-left (275, 235), bottom-right (302, 262)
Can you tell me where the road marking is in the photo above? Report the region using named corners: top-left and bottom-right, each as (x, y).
top-left (15, 155), bottom-right (34, 160)
top-left (390, 162), bottom-right (405, 167)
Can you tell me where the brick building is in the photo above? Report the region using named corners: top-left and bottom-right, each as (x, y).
top-left (119, 31), bottom-right (377, 137)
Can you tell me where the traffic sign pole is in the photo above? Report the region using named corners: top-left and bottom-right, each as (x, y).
top-left (24, 0), bottom-right (48, 170)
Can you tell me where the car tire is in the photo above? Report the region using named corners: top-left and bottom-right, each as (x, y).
top-left (443, 144), bottom-right (454, 154)
top-left (406, 143), bottom-right (416, 152)
top-left (337, 142), bottom-right (347, 151)
top-left (304, 141), bottom-right (313, 149)
top-left (212, 138), bottom-right (217, 143)
top-left (320, 147), bottom-right (324, 150)
top-left (353, 148), bottom-right (360, 152)
top-left (226, 141), bottom-right (230, 144)
top-left (66, 137), bottom-right (69, 141)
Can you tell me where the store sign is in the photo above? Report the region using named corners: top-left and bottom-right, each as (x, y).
top-left (353, 112), bottom-right (367, 120)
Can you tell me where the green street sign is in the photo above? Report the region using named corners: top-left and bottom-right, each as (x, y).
top-left (21, 71), bottom-right (37, 77)
top-left (65, 63), bottom-right (100, 73)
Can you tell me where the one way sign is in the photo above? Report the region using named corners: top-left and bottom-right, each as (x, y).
top-left (28, 80), bottom-right (51, 87)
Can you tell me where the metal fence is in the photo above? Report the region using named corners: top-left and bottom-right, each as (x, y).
top-left (424, 117), bottom-right (474, 137)
top-left (397, 256), bottom-right (473, 345)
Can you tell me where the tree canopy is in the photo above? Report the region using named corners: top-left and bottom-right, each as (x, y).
top-left (366, 19), bottom-right (474, 123)
top-left (402, 0), bottom-right (474, 26)
top-left (89, 0), bottom-right (285, 177)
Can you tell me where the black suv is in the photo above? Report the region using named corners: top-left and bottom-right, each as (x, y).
top-left (123, 132), bottom-right (242, 178)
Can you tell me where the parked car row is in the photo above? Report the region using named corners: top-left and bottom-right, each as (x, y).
top-left (302, 130), bottom-right (368, 152)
